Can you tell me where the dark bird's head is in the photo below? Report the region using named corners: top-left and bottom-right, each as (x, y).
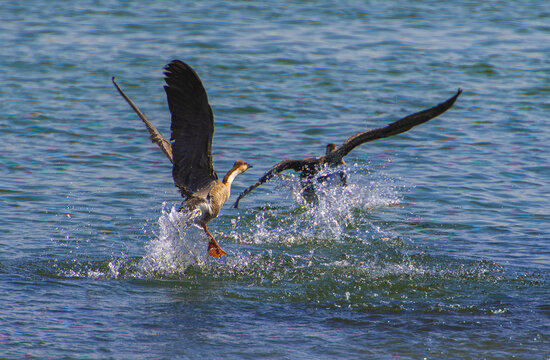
top-left (325, 143), bottom-right (346, 167)
top-left (325, 143), bottom-right (337, 155)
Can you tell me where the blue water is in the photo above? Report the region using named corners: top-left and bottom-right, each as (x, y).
top-left (1, 1), bottom-right (549, 358)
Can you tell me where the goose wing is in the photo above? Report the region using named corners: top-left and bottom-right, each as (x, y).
top-left (164, 60), bottom-right (218, 196)
top-left (112, 77), bottom-right (173, 163)
top-left (331, 89), bottom-right (462, 161)
top-left (232, 157), bottom-right (320, 208)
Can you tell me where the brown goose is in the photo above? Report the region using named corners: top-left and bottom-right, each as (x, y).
top-left (232, 89), bottom-right (462, 208)
top-left (114, 60), bottom-right (252, 257)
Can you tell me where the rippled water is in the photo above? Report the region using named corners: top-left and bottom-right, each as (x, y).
top-left (1, 1), bottom-right (549, 358)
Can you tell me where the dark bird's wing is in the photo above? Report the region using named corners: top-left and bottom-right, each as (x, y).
top-left (164, 60), bottom-right (218, 196)
top-left (112, 77), bottom-right (173, 163)
top-left (232, 158), bottom-right (320, 208)
top-left (330, 89), bottom-right (462, 161)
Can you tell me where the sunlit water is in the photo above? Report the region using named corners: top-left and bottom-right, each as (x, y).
top-left (1, 1), bottom-right (549, 358)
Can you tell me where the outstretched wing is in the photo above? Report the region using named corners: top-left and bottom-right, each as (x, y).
top-left (331, 89), bottom-right (462, 161)
top-left (112, 77), bottom-right (173, 163)
top-left (164, 60), bottom-right (218, 195)
top-left (232, 158), bottom-right (320, 208)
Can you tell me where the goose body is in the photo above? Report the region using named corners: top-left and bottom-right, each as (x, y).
top-left (114, 60), bottom-right (251, 257)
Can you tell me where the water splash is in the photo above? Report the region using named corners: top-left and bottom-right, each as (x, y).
top-left (234, 164), bottom-right (403, 246)
top-left (139, 203), bottom-right (210, 276)
top-left (45, 163), bottom-right (408, 280)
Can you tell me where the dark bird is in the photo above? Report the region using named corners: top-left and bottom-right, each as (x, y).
top-left (232, 89), bottom-right (462, 208)
top-left (113, 60), bottom-right (252, 257)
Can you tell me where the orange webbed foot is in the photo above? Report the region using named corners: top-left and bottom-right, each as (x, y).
top-left (208, 241), bottom-right (227, 258)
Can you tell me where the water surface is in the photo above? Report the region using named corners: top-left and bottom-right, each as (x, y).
top-left (1, 1), bottom-right (549, 358)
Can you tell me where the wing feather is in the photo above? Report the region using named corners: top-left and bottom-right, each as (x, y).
top-left (164, 60), bottom-right (218, 195)
top-left (112, 77), bottom-right (173, 163)
top-left (331, 89), bottom-right (462, 161)
top-left (232, 158), bottom-right (320, 208)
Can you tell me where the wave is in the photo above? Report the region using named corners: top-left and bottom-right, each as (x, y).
top-left (35, 164), bottom-right (547, 315)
